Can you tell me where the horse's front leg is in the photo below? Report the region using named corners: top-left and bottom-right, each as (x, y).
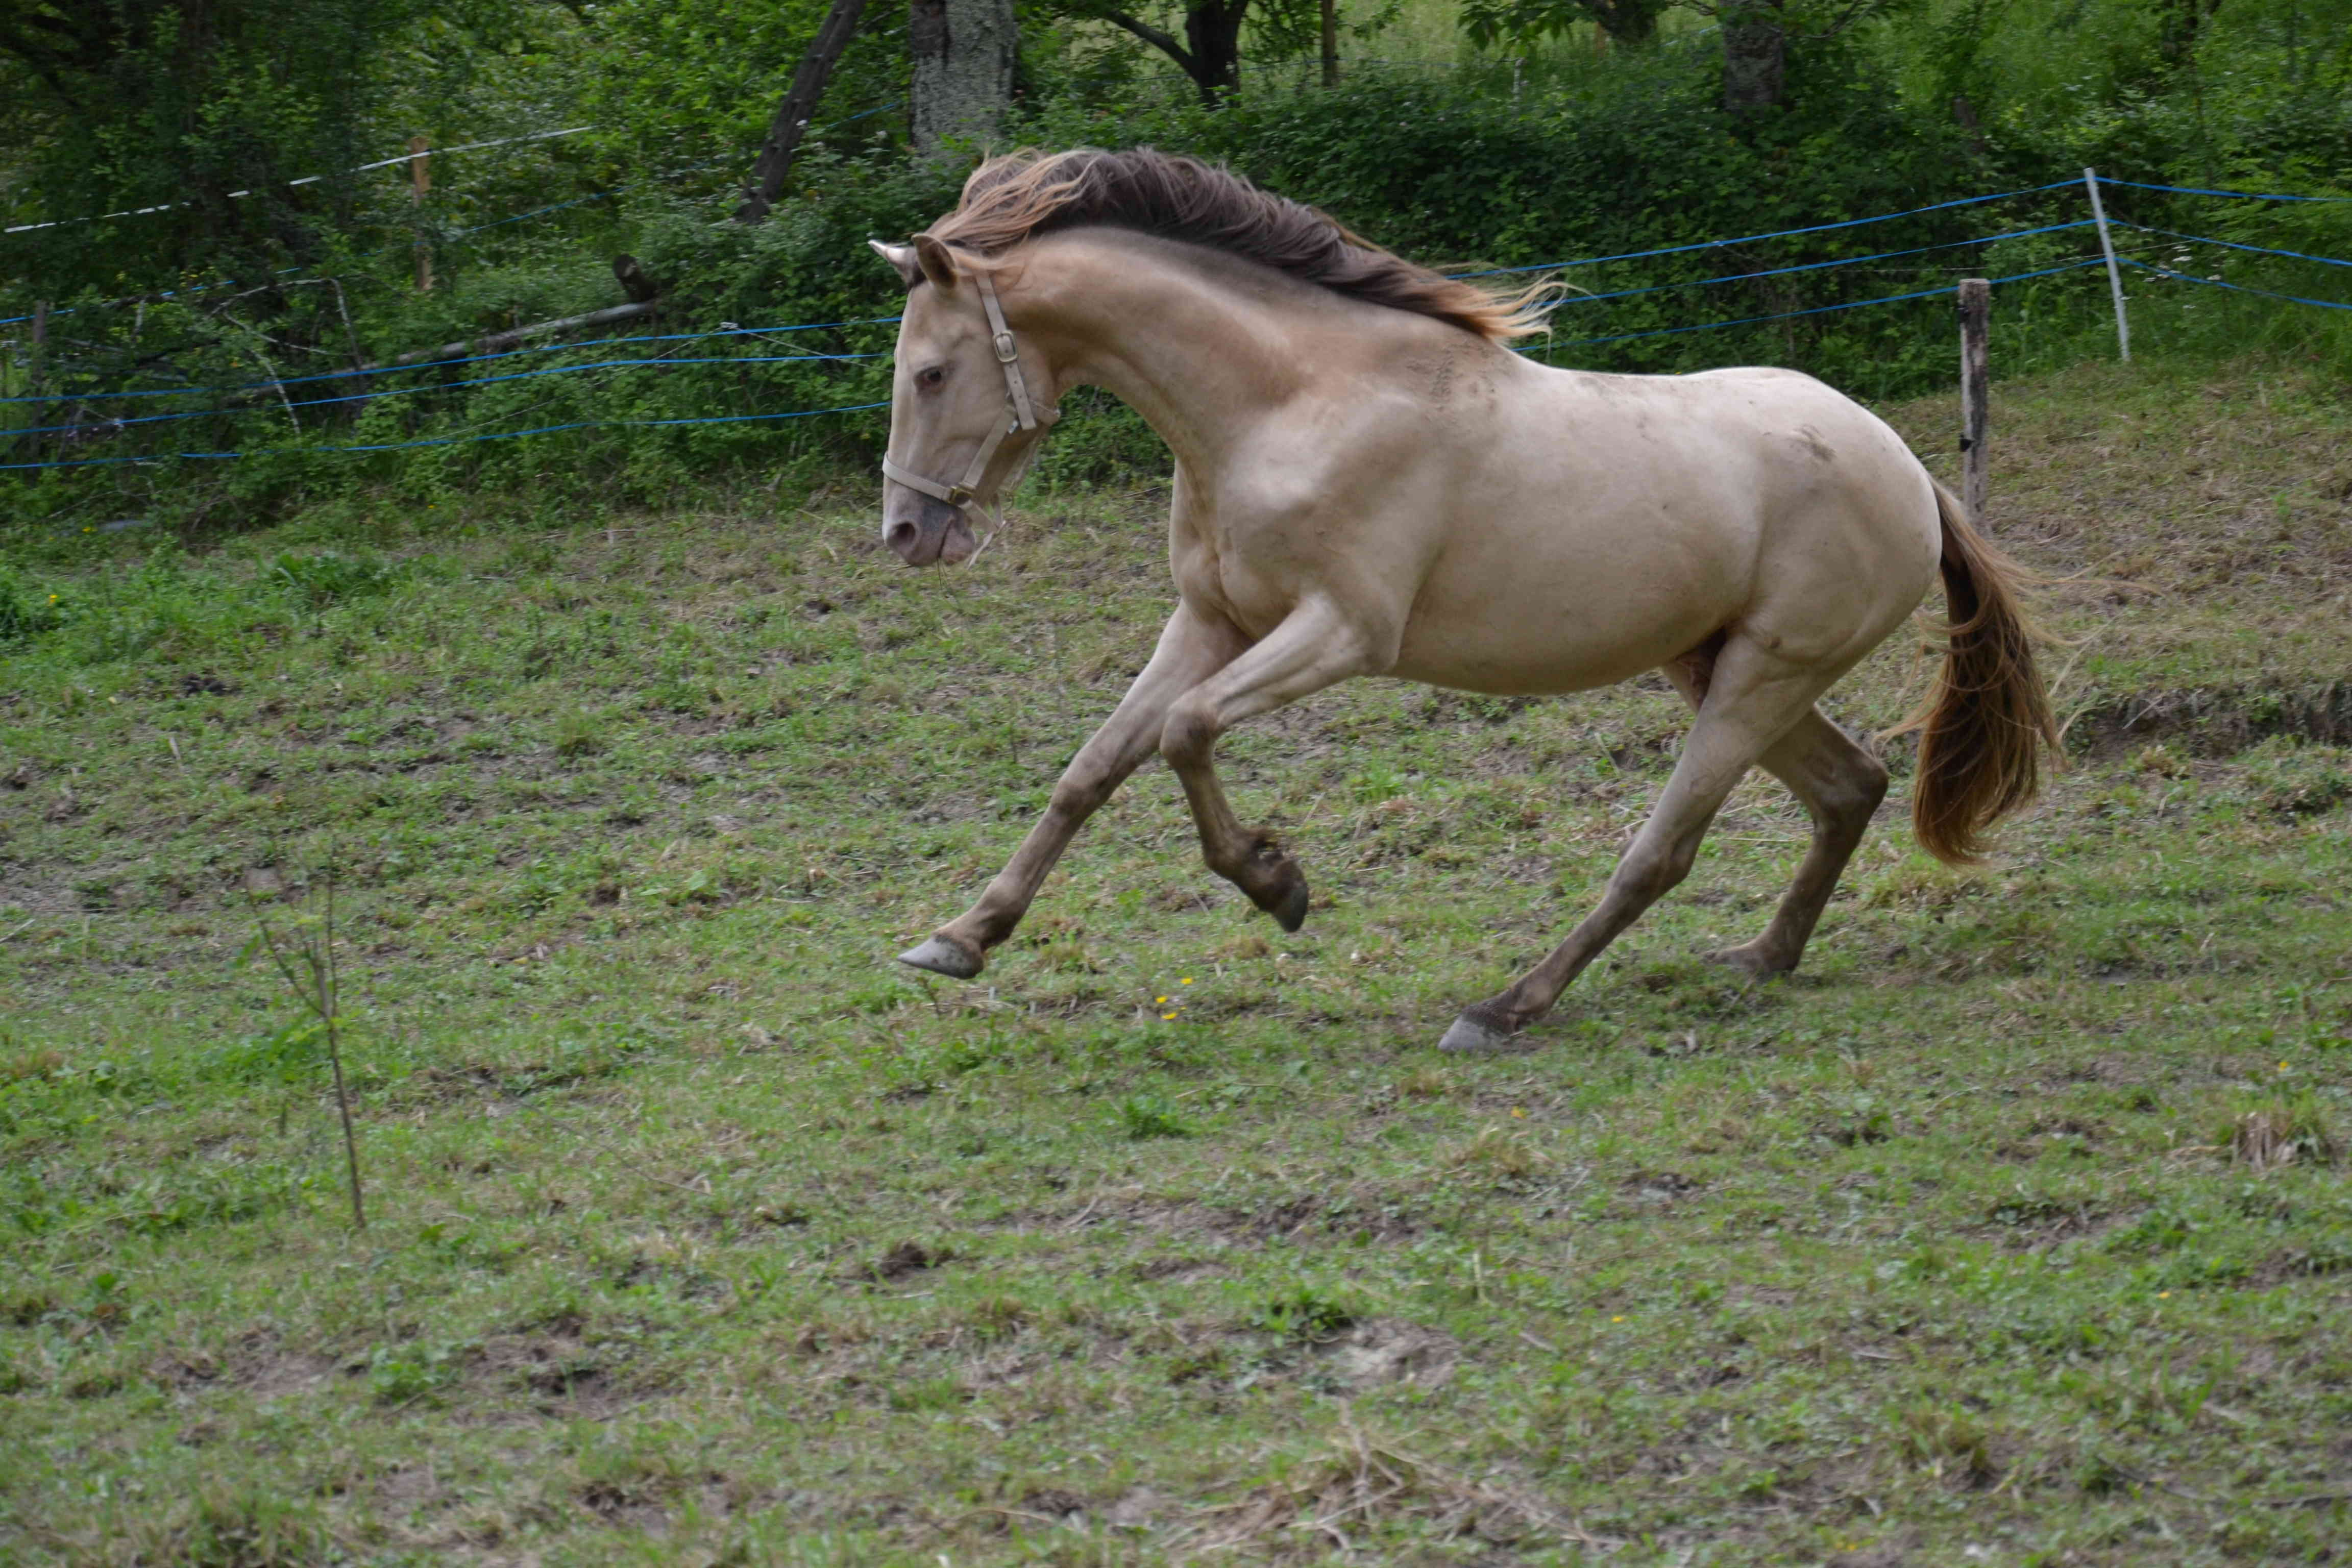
top-left (1159, 599), bottom-right (1384, 934)
top-left (898, 604), bottom-right (1249, 979)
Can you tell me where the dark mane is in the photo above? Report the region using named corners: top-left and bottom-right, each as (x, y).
top-left (923, 148), bottom-right (1547, 343)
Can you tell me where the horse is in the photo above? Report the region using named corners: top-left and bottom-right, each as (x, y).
top-left (867, 148), bottom-right (2057, 1053)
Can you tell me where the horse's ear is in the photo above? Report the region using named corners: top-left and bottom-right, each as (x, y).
top-left (911, 232), bottom-right (961, 293)
top-left (868, 239), bottom-right (922, 291)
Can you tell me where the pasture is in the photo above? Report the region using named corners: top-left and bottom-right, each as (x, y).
top-left (3, 353), bottom-right (2349, 1566)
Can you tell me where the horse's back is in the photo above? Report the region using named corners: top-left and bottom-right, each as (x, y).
top-left (1388, 360), bottom-right (1940, 694)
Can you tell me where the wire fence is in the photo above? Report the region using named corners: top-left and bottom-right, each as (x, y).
top-left (4, 170), bottom-right (2346, 478)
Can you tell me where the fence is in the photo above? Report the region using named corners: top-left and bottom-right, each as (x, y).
top-left (4, 169), bottom-right (2347, 483)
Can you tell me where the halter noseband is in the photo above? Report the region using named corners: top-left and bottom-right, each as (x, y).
top-left (879, 267), bottom-right (1060, 511)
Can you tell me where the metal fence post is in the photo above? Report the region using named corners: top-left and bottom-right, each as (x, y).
top-left (2083, 167), bottom-right (2130, 362)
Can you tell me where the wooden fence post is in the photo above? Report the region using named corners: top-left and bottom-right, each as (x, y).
top-left (409, 136), bottom-right (433, 293)
top-left (28, 300), bottom-right (47, 401)
top-left (1957, 277), bottom-right (1990, 528)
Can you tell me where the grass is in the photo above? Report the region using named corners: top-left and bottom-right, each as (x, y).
top-left (2, 350), bottom-right (2349, 1565)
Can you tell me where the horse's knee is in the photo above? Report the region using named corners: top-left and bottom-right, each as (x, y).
top-left (1159, 697), bottom-right (1218, 769)
top-left (1048, 766), bottom-right (1116, 819)
top-left (1613, 838), bottom-right (1696, 903)
top-left (1814, 750), bottom-right (1889, 831)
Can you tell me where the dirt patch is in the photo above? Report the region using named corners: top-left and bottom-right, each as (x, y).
top-left (229, 1332), bottom-right (344, 1400)
top-left (1314, 1319), bottom-right (1460, 1392)
top-left (1102, 1191), bottom-right (1430, 1248)
top-left (2068, 679), bottom-right (2352, 756)
top-left (1169, 1422), bottom-right (1600, 1556)
top-left (1623, 1170), bottom-right (1702, 1203)
top-left (1128, 1254), bottom-right (1228, 1283)
top-left (2244, 1246), bottom-right (2352, 1289)
top-left (461, 1327), bottom-right (650, 1418)
top-left (842, 1240), bottom-right (947, 1285)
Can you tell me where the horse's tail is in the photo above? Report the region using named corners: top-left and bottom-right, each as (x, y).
top-left (1886, 478), bottom-right (2061, 865)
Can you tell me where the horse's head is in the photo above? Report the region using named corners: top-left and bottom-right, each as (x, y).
top-left (869, 236), bottom-right (1058, 568)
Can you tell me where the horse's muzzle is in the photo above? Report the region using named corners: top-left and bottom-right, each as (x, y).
top-left (883, 493), bottom-right (976, 567)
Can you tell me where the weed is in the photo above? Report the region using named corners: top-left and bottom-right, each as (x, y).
top-left (240, 853), bottom-right (364, 1229)
top-left (2227, 1098), bottom-right (2339, 1171)
top-left (1251, 1288), bottom-right (1357, 1342)
top-left (1116, 1094), bottom-right (1192, 1141)
top-left (1896, 1405), bottom-right (1997, 1487)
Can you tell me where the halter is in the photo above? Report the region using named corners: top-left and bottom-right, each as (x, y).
top-left (879, 267), bottom-right (1060, 512)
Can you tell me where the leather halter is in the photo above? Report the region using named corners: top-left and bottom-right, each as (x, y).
top-left (879, 267), bottom-right (1060, 511)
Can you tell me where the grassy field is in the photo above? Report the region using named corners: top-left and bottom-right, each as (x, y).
top-left (3, 352), bottom-right (2349, 1566)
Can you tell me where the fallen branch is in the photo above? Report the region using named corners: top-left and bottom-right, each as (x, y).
top-left (387, 300), bottom-right (658, 368)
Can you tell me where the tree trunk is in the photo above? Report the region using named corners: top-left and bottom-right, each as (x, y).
top-left (736, 0), bottom-right (870, 223)
top-left (1584, 0), bottom-right (1667, 45)
top-left (1092, 2), bottom-right (1247, 107)
top-left (1721, 0), bottom-right (1786, 117)
top-left (1183, 0), bottom-right (1247, 104)
top-left (912, 0), bottom-right (1019, 159)
top-left (1320, 0), bottom-right (1337, 87)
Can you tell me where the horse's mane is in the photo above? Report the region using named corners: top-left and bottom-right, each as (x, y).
top-left (924, 148), bottom-right (1549, 344)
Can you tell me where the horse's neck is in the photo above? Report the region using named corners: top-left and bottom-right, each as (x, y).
top-left (1025, 234), bottom-right (1333, 477)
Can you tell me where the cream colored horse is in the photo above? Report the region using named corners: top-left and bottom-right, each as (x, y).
top-left (870, 149), bottom-right (2055, 1052)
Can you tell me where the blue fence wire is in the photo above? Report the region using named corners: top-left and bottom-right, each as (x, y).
top-left (12, 177), bottom-right (2351, 477)
top-left (2, 318), bottom-right (904, 406)
top-left (1467, 181), bottom-right (2082, 277)
top-left (2112, 224), bottom-right (2352, 272)
top-left (1491, 221), bottom-right (2096, 304)
top-left (2095, 177), bottom-right (2350, 204)
top-left (2123, 259), bottom-right (2352, 313)
top-left (15, 351), bottom-right (885, 438)
top-left (1, 400), bottom-right (892, 473)
top-left (1525, 258), bottom-right (2107, 354)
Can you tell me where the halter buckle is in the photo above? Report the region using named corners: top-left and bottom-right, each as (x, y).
top-left (992, 331), bottom-right (1018, 364)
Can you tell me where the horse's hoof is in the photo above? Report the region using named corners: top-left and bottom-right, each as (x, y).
top-left (898, 936), bottom-right (984, 981)
top-left (1703, 942), bottom-right (1792, 980)
top-left (1268, 874), bottom-right (1311, 934)
top-left (1437, 1011), bottom-right (1524, 1054)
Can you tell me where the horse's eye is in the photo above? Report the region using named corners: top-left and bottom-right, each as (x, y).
top-left (917, 366), bottom-right (946, 389)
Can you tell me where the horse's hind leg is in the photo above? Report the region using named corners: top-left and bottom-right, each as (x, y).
top-left (1438, 638), bottom-right (1835, 1053)
top-left (1710, 709), bottom-right (1886, 976)
top-left (1661, 664), bottom-right (1889, 977)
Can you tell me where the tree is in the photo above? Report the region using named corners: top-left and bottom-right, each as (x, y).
top-left (1686, 0), bottom-right (1901, 118)
top-left (911, 0), bottom-right (1019, 155)
top-left (1459, 0), bottom-right (1675, 50)
top-left (1054, 0), bottom-right (1250, 104)
top-left (0, 0), bottom-right (538, 292)
top-left (737, 0), bottom-right (871, 220)
top-left (1718, 0), bottom-right (1786, 114)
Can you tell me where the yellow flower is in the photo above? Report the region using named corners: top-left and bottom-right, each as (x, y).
top-left (1611, 1315), bottom-right (1625, 1322)
top-left (1511, 1108), bottom-right (1525, 1118)
top-left (1161, 1012), bottom-right (1176, 1021)
top-left (2157, 1291), bottom-right (2170, 1299)
top-left (1180, 977), bottom-right (1192, 984)
top-left (1156, 996), bottom-right (1168, 1004)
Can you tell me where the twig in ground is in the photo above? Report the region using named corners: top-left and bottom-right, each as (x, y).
top-left (247, 849), bottom-right (365, 1229)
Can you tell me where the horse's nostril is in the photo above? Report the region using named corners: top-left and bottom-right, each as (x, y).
top-left (886, 520), bottom-right (919, 552)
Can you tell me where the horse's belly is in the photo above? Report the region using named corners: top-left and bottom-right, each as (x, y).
top-left (1389, 533), bottom-right (1745, 696)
